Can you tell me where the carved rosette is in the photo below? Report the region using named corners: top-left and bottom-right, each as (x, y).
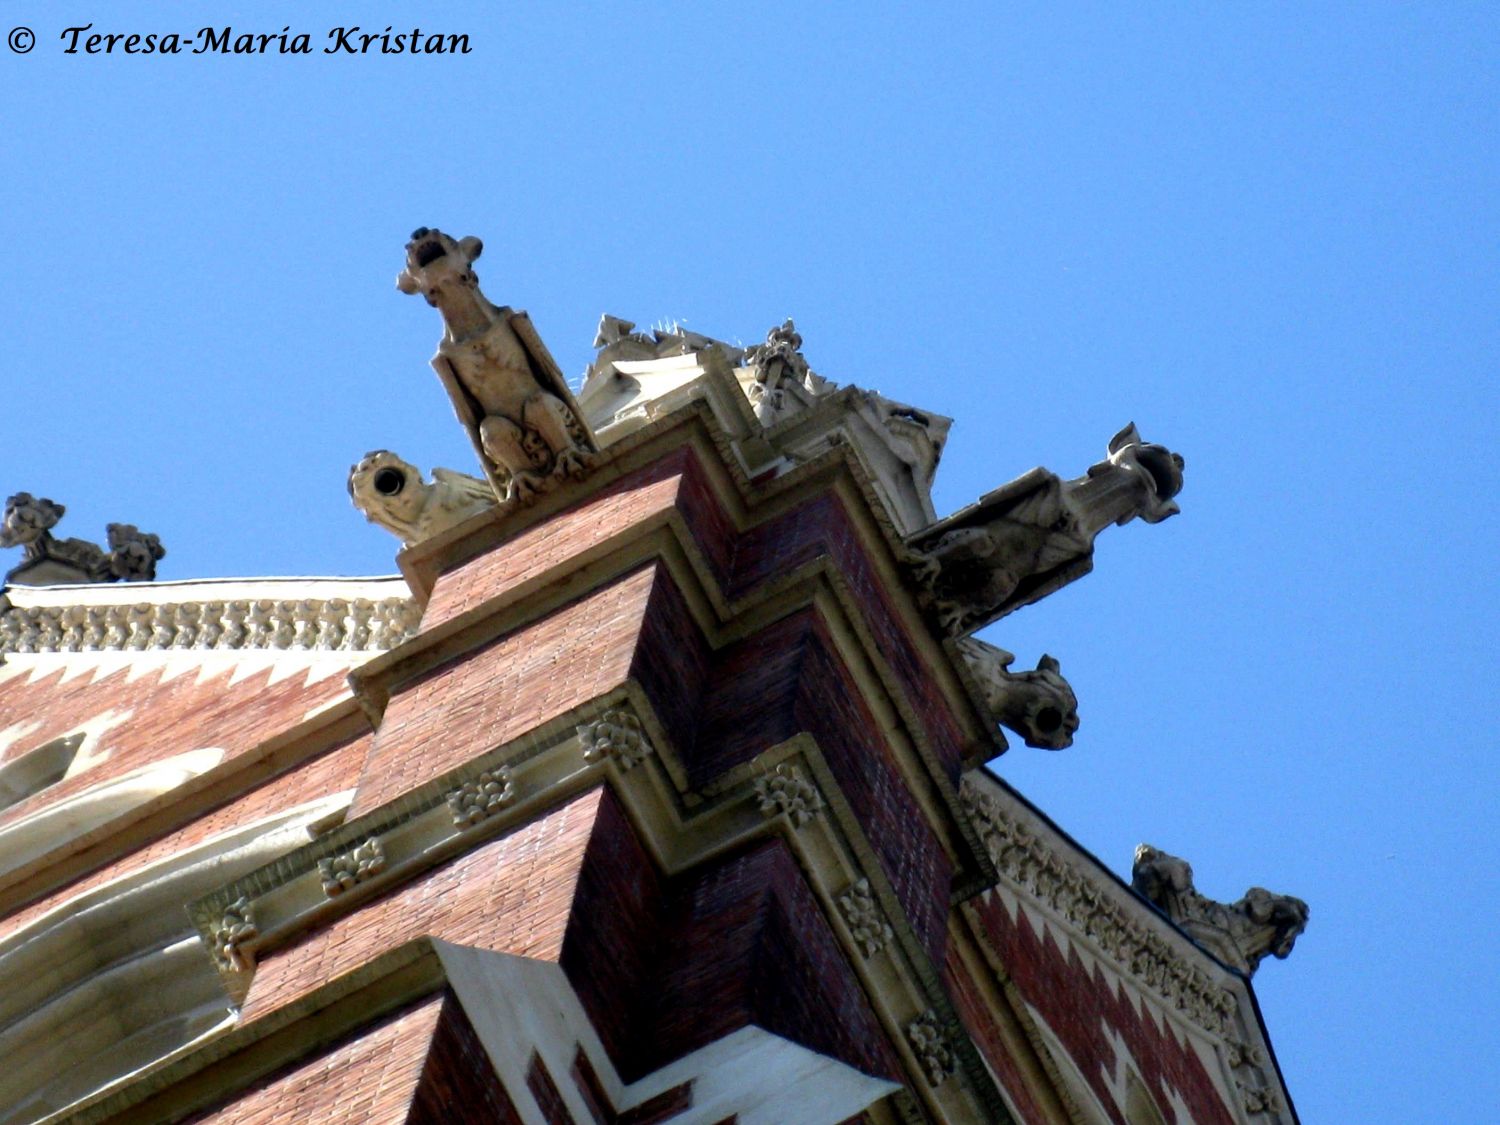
top-left (446, 767), bottom-right (515, 827)
top-left (905, 1010), bottom-right (957, 1086)
top-left (317, 837), bottom-right (386, 897)
top-left (209, 897), bottom-right (258, 972)
top-left (836, 879), bottom-right (894, 958)
top-left (578, 710), bottom-right (651, 770)
top-left (754, 764), bottom-right (825, 828)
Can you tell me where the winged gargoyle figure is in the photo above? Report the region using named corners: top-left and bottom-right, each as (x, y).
top-left (348, 451), bottom-right (497, 547)
top-left (398, 228), bottom-right (596, 504)
top-left (1, 492), bottom-right (164, 586)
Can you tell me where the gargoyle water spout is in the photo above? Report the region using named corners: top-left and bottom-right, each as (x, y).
top-left (397, 227), bottom-right (596, 504)
top-left (348, 451), bottom-right (497, 546)
top-left (1131, 844), bottom-right (1308, 976)
top-left (957, 638), bottom-right (1079, 750)
top-left (907, 424), bottom-right (1184, 635)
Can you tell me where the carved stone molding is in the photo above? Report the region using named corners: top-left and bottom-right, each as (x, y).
top-left (209, 897), bottom-right (258, 972)
top-left (317, 837), bottom-right (386, 897)
top-left (348, 451), bottom-right (496, 546)
top-left (753, 764), bottom-right (825, 828)
top-left (578, 710), bottom-right (651, 770)
top-left (1237, 1081), bottom-right (1283, 1116)
top-left (836, 878), bottom-right (894, 959)
top-left (397, 227), bottom-right (596, 505)
top-left (960, 779), bottom-right (1237, 1036)
top-left (905, 1010), bottom-right (957, 1086)
top-left (445, 767), bottom-right (515, 827)
top-left (1, 493), bottom-right (165, 587)
top-left (907, 424), bottom-right (1185, 636)
top-left (0, 597), bottom-right (420, 655)
top-left (1131, 845), bottom-right (1309, 976)
top-left (957, 638), bottom-right (1079, 750)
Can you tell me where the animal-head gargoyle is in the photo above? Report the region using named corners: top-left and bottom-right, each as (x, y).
top-left (1, 492), bottom-right (164, 586)
top-left (1131, 844), bottom-right (1308, 976)
top-left (957, 638), bottom-right (1080, 750)
top-left (348, 450), bottom-right (496, 547)
top-left (396, 227), bottom-right (597, 506)
top-left (905, 423), bottom-right (1185, 636)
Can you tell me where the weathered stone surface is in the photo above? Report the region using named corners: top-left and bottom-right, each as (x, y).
top-left (1132, 844), bottom-right (1309, 975)
top-left (397, 227), bottom-right (596, 504)
top-left (348, 450), bottom-right (496, 546)
top-left (907, 423), bottom-right (1184, 635)
top-left (957, 637), bottom-right (1079, 750)
top-left (1, 493), bottom-right (164, 586)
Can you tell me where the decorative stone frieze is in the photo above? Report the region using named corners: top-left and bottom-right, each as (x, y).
top-left (1132, 845), bottom-right (1309, 976)
top-left (317, 837), bottom-right (386, 897)
top-left (397, 227), bottom-right (596, 504)
top-left (957, 638), bottom-right (1080, 750)
top-left (1, 492), bottom-right (165, 587)
top-left (209, 897), bottom-right (258, 972)
top-left (961, 779), bottom-right (1238, 1035)
top-left (905, 1010), bottom-right (957, 1086)
top-left (445, 767), bottom-right (515, 827)
top-left (348, 450), bottom-right (497, 546)
top-left (836, 878), bottom-right (894, 958)
top-left (578, 710), bottom-right (651, 770)
top-left (0, 597), bottom-right (420, 655)
top-left (907, 424), bottom-right (1185, 635)
top-left (753, 764), bottom-right (825, 828)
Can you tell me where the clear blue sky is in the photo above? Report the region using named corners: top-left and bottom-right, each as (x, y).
top-left (2, 4), bottom-right (1495, 1120)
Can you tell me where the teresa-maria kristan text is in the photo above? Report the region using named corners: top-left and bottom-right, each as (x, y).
top-left (58, 24), bottom-right (472, 55)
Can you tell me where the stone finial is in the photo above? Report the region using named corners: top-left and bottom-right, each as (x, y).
top-left (1, 493), bottom-right (165, 587)
top-left (397, 227), bottom-right (596, 504)
top-left (348, 450), bottom-right (497, 546)
top-left (957, 638), bottom-right (1079, 750)
top-left (905, 424), bottom-right (1184, 635)
top-left (1131, 845), bottom-right (1308, 975)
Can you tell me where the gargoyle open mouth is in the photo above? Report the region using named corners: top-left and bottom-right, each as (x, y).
top-left (413, 238), bottom-right (446, 268)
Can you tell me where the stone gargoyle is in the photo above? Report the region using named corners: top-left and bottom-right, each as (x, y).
top-left (348, 451), bottom-right (497, 547)
top-left (906, 424), bottom-right (1184, 636)
top-left (956, 637), bottom-right (1079, 750)
top-left (1, 493), bottom-right (164, 586)
top-left (398, 228), bottom-right (596, 505)
top-left (742, 318), bottom-right (832, 424)
top-left (1131, 844), bottom-right (1309, 976)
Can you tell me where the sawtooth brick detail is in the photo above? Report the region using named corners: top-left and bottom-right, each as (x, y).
top-left (969, 890), bottom-right (1237, 1125)
top-left (0, 661), bottom-right (352, 830)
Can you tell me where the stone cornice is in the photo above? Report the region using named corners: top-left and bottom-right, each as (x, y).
top-left (187, 691), bottom-right (1012, 1124)
top-left (958, 771), bottom-right (1296, 1123)
top-left (0, 591), bottom-right (420, 656)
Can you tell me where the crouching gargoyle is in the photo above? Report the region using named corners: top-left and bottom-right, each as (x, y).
top-left (1, 492), bottom-right (165, 587)
top-left (1132, 844), bottom-right (1309, 976)
top-left (906, 424), bottom-right (1184, 636)
top-left (348, 451), bottom-right (497, 546)
top-left (957, 637), bottom-right (1079, 750)
top-left (398, 228), bottom-right (597, 504)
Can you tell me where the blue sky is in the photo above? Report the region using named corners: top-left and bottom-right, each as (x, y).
top-left (2, 4), bottom-right (1495, 1119)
